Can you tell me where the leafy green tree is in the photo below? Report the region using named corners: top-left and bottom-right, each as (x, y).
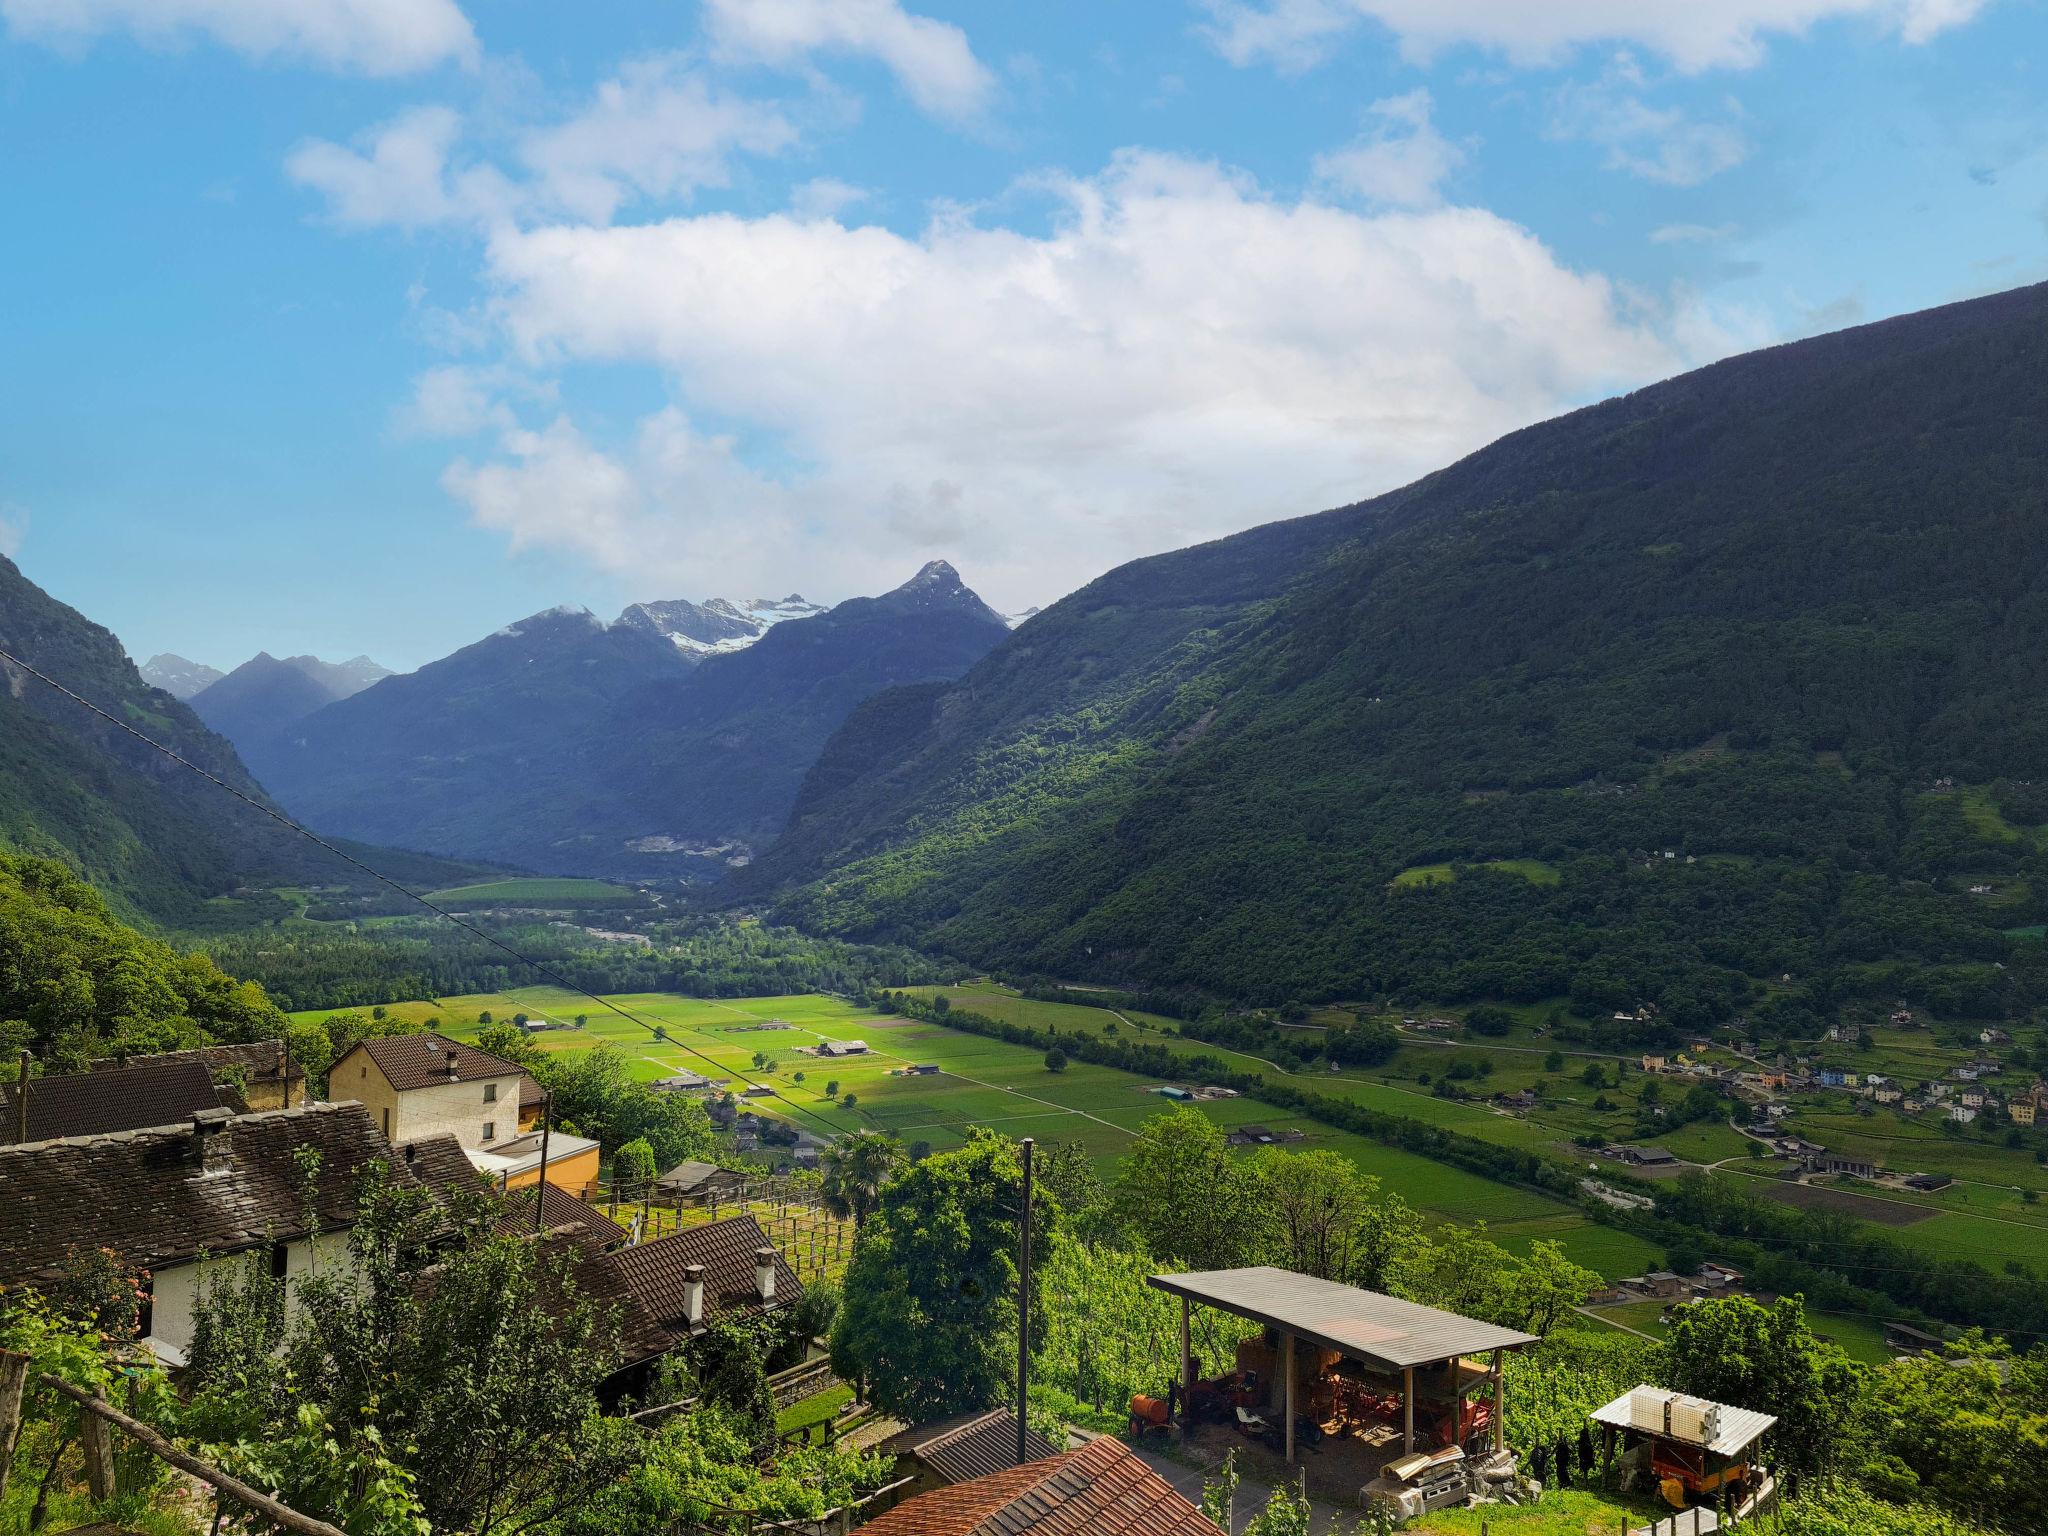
top-left (182, 1167), bottom-right (620, 1536)
top-left (840, 1092), bottom-right (858, 1110)
top-left (1544, 1049), bottom-right (1566, 1071)
top-left (1664, 1297), bottom-right (1860, 1478)
top-left (614, 1137), bottom-right (657, 1185)
top-left (1247, 1149), bottom-right (1419, 1288)
top-left (825, 1078), bottom-right (840, 1099)
top-left (692, 1320), bottom-right (777, 1458)
top-left (831, 1131), bottom-right (1059, 1421)
top-left (1044, 1047), bottom-right (1068, 1072)
top-left (1112, 1108), bottom-right (1256, 1269)
top-left (1464, 1005), bottom-right (1514, 1036)
top-left (819, 1131), bottom-right (907, 1230)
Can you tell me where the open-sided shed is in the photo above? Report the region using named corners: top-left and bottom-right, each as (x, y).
top-left (1147, 1266), bottom-right (1537, 1464)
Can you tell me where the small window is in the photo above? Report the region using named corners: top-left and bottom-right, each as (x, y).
top-left (484, 1082), bottom-right (498, 1103)
top-left (482, 1122), bottom-right (496, 1143)
top-left (381, 1108), bottom-right (390, 1138)
top-left (360, 1066), bottom-right (367, 1079)
top-left (270, 1242), bottom-right (289, 1280)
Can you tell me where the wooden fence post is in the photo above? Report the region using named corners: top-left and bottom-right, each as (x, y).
top-left (0, 1348), bottom-right (29, 1500)
top-left (81, 1386), bottom-right (116, 1502)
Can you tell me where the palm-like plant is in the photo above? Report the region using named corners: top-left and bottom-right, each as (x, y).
top-left (819, 1130), bottom-right (907, 1230)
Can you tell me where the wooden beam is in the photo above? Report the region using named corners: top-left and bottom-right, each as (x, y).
top-left (1283, 1332), bottom-right (1295, 1465)
top-left (1491, 1347), bottom-right (1504, 1455)
top-left (0, 1349), bottom-right (28, 1501)
top-left (38, 1375), bottom-right (349, 1536)
top-left (80, 1386), bottom-right (116, 1502)
top-left (1179, 1296), bottom-right (1194, 1433)
top-left (1403, 1365), bottom-right (1415, 1454)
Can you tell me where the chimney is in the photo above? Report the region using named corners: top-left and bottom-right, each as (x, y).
top-left (754, 1247), bottom-right (776, 1304)
top-left (190, 1107), bottom-right (236, 1173)
top-left (684, 1264), bottom-right (705, 1326)
top-left (445, 1051), bottom-right (459, 1081)
top-left (13, 1050), bottom-right (30, 1144)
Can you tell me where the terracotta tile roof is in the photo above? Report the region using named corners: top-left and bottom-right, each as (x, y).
top-left (2, 1060), bottom-right (224, 1145)
top-left (566, 1215), bottom-right (802, 1369)
top-left (912, 1410), bottom-right (1061, 1485)
top-left (347, 1033), bottom-right (525, 1092)
top-left (519, 1076), bottom-right (544, 1108)
top-left (0, 1102), bottom-right (404, 1280)
top-left (859, 1437), bottom-right (1215, 1536)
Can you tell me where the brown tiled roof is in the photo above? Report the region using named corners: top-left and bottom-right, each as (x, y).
top-left (519, 1076), bottom-right (544, 1108)
top-left (90, 1040), bottom-right (304, 1085)
top-left (859, 1437), bottom-right (1214, 1536)
top-left (347, 1033), bottom-right (524, 1092)
top-left (2, 1060), bottom-right (224, 1145)
top-left (913, 1410), bottom-right (1060, 1486)
top-left (0, 1102), bottom-right (403, 1280)
top-left (577, 1215), bottom-right (802, 1368)
top-left (396, 1132), bottom-right (624, 1251)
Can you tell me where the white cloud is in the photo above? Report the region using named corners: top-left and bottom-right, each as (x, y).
top-left (289, 64), bottom-right (798, 230)
top-left (1650, 221), bottom-right (1740, 243)
top-left (286, 106), bottom-right (514, 229)
top-left (0, 0), bottom-right (475, 74)
top-left (1550, 66), bottom-right (1749, 185)
top-left (520, 58), bottom-right (798, 223)
top-left (446, 151), bottom-right (1705, 608)
top-left (394, 364), bottom-right (558, 439)
top-left (1312, 89), bottom-right (1464, 207)
top-left (704, 0), bottom-right (995, 122)
top-left (1197, 0), bottom-right (1990, 72)
top-left (789, 176), bottom-right (869, 220)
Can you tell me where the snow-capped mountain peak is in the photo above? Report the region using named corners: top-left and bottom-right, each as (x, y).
top-left (615, 593), bottom-right (829, 656)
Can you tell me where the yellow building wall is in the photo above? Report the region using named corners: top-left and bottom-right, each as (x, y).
top-left (507, 1143), bottom-right (601, 1197)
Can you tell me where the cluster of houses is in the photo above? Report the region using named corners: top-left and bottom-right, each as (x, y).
top-left (1635, 1041), bottom-right (2046, 1129)
top-left (0, 1032), bottom-right (804, 1397)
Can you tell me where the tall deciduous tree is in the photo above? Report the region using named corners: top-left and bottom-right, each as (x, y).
top-left (1112, 1108), bottom-right (1255, 1269)
top-left (1663, 1297), bottom-right (1860, 1478)
top-left (831, 1131), bottom-right (1059, 1421)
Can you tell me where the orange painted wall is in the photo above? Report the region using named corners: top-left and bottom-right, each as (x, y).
top-left (505, 1143), bottom-right (601, 1197)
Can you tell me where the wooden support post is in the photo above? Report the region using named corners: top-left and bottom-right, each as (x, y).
top-left (1403, 1366), bottom-right (1415, 1454)
top-left (1491, 1347), bottom-right (1505, 1455)
top-left (1179, 1296), bottom-right (1194, 1433)
top-left (81, 1387), bottom-right (116, 1502)
top-left (0, 1348), bottom-right (29, 1501)
top-left (1283, 1332), bottom-right (1296, 1464)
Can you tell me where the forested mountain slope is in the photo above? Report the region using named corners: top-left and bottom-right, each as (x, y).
top-left (255, 562), bottom-right (1010, 875)
top-left (0, 558), bottom-right (491, 925)
top-left (758, 282), bottom-right (2048, 1025)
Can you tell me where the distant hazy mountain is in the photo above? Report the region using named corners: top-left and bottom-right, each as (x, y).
top-left (251, 563), bottom-right (1008, 874)
top-left (0, 558), bottom-right (480, 922)
top-left (140, 653), bottom-right (224, 699)
top-left (189, 652), bottom-right (391, 760)
top-left (613, 593), bottom-right (828, 654)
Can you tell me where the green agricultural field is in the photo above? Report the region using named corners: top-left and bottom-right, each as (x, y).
top-left (300, 984), bottom-right (1655, 1274)
top-left (421, 877), bottom-right (642, 907)
top-left (1390, 859), bottom-right (1559, 889)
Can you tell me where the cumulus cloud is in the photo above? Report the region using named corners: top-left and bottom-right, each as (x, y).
top-left (520, 58), bottom-right (798, 223)
top-left (1549, 62), bottom-right (1749, 185)
top-left (703, 0), bottom-right (995, 122)
top-left (286, 106), bottom-right (514, 229)
top-left (0, 0), bottom-right (475, 74)
top-left (1197, 0), bottom-right (1990, 72)
top-left (1312, 90), bottom-right (1464, 207)
top-left (289, 63), bottom-right (798, 230)
top-left (789, 176), bottom-right (869, 220)
top-left (438, 151), bottom-right (1706, 608)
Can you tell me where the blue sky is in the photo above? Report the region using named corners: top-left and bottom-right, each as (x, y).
top-left (1, 0), bottom-right (2043, 672)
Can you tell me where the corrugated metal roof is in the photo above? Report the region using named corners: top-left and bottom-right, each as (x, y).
top-left (1146, 1267), bottom-right (1538, 1370)
top-left (1590, 1387), bottom-right (1777, 1457)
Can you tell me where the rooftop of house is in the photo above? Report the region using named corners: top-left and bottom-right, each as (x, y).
top-left (903, 1409), bottom-right (1062, 1486)
top-left (3, 1059), bottom-right (225, 1145)
top-left (89, 1040), bottom-right (304, 1086)
top-left (398, 1133), bottom-right (624, 1251)
top-left (345, 1033), bottom-right (526, 1092)
top-left (858, 1435), bottom-right (1213, 1536)
top-left (569, 1214), bottom-right (802, 1367)
top-left (465, 1128), bottom-right (601, 1180)
top-left (0, 1102), bottom-right (400, 1280)
top-left (655, 1159), bottom-right (740, 1192)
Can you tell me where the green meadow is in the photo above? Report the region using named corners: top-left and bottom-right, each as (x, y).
top-left (421, 877), bottom-right (642, 907)
top-left (293, 986), bottom-right (1648, 1277)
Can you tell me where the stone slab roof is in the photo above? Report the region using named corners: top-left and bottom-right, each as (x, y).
top-left (3, 1060), bottom-right (224, 1145)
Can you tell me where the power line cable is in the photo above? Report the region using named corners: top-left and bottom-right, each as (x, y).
top-left (0, 644), bottom-right (852, 1141)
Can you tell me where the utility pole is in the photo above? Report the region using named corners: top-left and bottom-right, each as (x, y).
top-left (533, 1090), bottom-right (553, 1234)
top-left (1017, 1137), bottom-right (1034, 1465)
